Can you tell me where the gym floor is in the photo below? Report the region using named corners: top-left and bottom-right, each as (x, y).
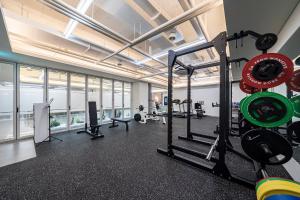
top-left (0, 117), bottom-right (291, 200)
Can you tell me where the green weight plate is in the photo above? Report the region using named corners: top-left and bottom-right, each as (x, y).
top-left (241, 92), bottom-right (294, 128)
top-left (291, 95), bottom-right (300, 118)
top-left (240, 96), bottom-right (249, 109)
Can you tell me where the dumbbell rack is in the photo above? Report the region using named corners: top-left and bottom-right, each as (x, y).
top-left (157, 30), bottom-right (271, 189)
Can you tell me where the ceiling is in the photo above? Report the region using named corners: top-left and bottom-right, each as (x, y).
top-left (0, 0), bottom-right (226, 87)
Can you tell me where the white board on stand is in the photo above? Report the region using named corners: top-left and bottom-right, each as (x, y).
top-left (33, 103), bottom-right (49, 143)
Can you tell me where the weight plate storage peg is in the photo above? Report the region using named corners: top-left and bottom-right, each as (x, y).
top-left (242, 53), bottom-right (294, 89)
top-left (239, 79), bottom-right (261, 94)
top-left (286, 69), bottom-right (300, 92)
top-left (291, 95), bottom-right (300, 118)
top-left (241, 129), bottom-right (293, 165)
top-left (241, 92), bottom-right (294, 128)
top-left (255, 33), bottom-right (278, 51)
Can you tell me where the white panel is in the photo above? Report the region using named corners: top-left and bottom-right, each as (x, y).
top-left (33, 103), bottom-right (49, 143)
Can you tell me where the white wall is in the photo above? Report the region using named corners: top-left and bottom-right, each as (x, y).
top-left (132, 82), bottom-right (149, 113)
top-left (174, 85), bottom-right (220, 117)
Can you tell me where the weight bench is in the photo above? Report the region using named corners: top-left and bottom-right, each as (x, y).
top-left (109, 118), bottom-right (131, 131)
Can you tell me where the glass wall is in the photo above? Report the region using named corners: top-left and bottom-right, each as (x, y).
top-left (102, 79), bottom-right (113, 122)
top-left (88, 76), bottom-right (101, 124)
top-left (124, 83), bottom-right (131, 118)
top-left (48, 70), bottom-right (68, 132)
top-left (0, 61), bottom-right (132, 142)
top-left (0, 63), bottom-right (15, 141)
top-left (70, 73), bottom-right (86, 129)
top-left (19, 65), bottom-right (45, 138)
top-left (114, 81), bottom-right (123, 118)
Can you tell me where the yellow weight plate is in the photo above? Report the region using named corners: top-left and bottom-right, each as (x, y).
top-left (257, 180), bottom-right (300, 200)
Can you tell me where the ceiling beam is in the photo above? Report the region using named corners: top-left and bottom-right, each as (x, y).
top-left (124, 0), bottom-right (174, 47)
top-left (99, 0), bottom-right (222, 62)
top-left (178, 0), bottom-right (215, 59)
top-left (40, 0), bottom-right (167, 67)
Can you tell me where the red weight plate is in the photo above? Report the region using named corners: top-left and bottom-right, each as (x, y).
top-left (239, 79), bottom-right (261, 94)
top-left (242, 53), bottom-right (294, 89)
top-left (286, 69), bottom-right (300, 92)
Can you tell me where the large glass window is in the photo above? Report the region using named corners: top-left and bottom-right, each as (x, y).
top-left (70, 73), bottom-right (86, 129)
top-left (88, 77), bottom-right (101, 124)
top-left (0, 63), bottom-right (15, 141)
top-left (102, 79), bottom-right (112, 122)
top-left (19, 65), bottom-right (45, 138)
top-left (124, 83), bottom-right (131, 118)
top-left (48, 70), bottom-right (68, 132)
top-left (114, 81), bottom-right (123, 118)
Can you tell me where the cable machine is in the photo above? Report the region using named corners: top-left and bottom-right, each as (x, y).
top-left (157, 30), bottom-right (275, 188)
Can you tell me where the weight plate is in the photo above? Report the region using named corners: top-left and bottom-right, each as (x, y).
top-left (287, 121), bottom-right (300, 143)
top-left (241, 92), bottom-right (294, 128)
top-left (134, 113), bottom-right (141, 121)
top-left (242, 53), bottom-right (294, 89)
top-left (256, 177), bottom-right (298, 191)
top-left (255, 33), bottom-right (277, 51)
top-left (240, 96), bottom-right (249, 110)
top-left (241, 129), bottom-right (293, 165)
top-left (286, 69), bottom-right (300, 92)
top-left (239, 79), bottom-right (261, 94)
top-left (291, 95), bottom-right (300, 118)
top-left (296, 56), bottom-right (300, 66)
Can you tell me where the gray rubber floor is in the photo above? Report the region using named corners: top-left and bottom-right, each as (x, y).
top-left (0, 117), bottom-right (290, 200)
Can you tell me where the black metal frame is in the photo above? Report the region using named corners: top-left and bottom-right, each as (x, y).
top-left (157, 30), bottom-right (266, 189)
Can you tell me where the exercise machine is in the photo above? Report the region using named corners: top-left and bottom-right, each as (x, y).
top-left (134, 105), bottom-right (166, 124)
top-left (194, 102), bottom-right (205, 119)
top-left (77, 101), bottom-right (104, 140)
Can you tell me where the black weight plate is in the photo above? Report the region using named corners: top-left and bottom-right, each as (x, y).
top-left (252, 60), bottom-right (283, 81)
top-left (255, 33), bottom-right (277, 51)
top-left (296, 56), bottom-right (300, 66)
top-left (134, 113), bottom-right (141, 121)
top-left (241, 129), bottom-right (293, 165)
top-left (287, 121), bottom-right (300, 143)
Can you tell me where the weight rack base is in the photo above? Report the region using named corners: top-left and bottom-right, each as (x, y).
top-left (157, 148), bottom-right (255, 189)
top-left (190, 132), bottom-right (218, 140)
top-left (178, 136), bottom-right (213, 146)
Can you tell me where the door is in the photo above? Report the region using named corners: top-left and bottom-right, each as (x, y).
top-left (0, 62), bottom-right (16, 142)
top-left (70, 73), bottom-right (86, 129)
top-left (18, 65), bottom-right (45, 138)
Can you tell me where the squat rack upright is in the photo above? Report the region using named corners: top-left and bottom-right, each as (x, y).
top-left (157, 30), bottom-right (267, 188)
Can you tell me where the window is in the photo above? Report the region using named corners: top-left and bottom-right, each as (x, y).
top-left (102, 79), bottom-right (112, 122)
top-left (0, 63), bottom-right (15, 141)
top-left (48, 70), bottom-right (68, 132)
top-left (70, 73), bottom-right (86, 129)
top-left (124, 83), bottom-right (131, 118)
top-left (114, 81), bottom-right (123, 118)
top-left (19, 65), bottom-right (45, 138)
top-left (88, 76), bottom-right (101, 124)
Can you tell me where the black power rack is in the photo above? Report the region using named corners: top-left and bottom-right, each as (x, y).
top-left (157, 30), bottom-right (270, 189)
